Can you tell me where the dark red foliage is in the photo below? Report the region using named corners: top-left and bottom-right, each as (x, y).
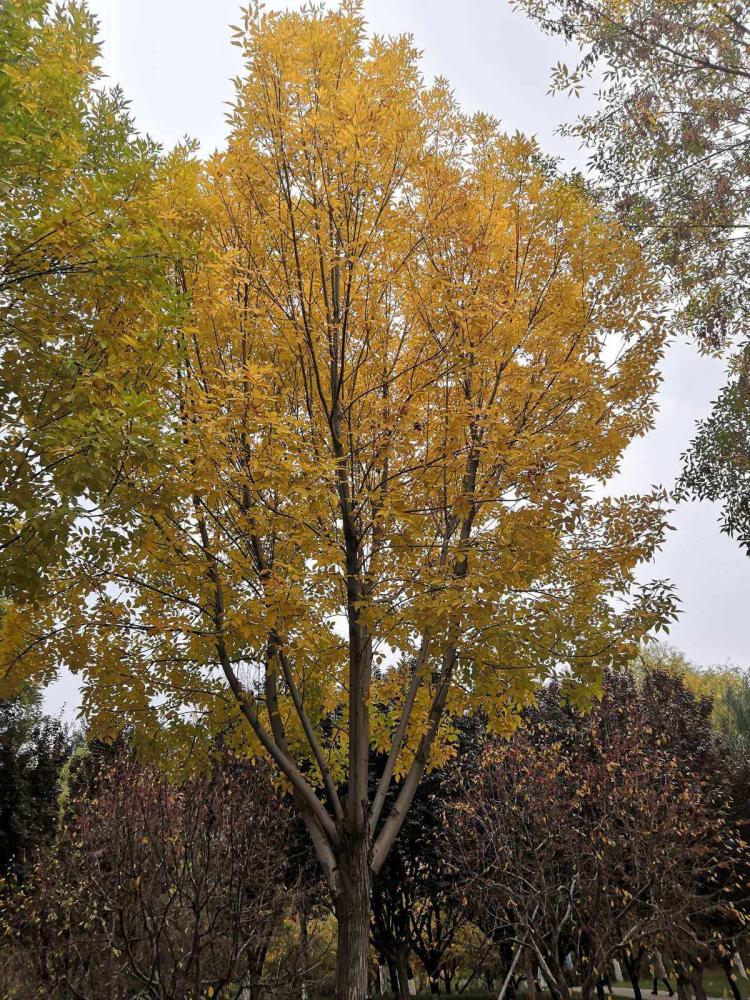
top-left (448, 669), bottom-right (750, 1000)
top-left (1, 754), bottom-right (295, 999)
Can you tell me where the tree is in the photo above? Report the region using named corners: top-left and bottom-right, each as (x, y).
top-left (450, 670), bottom-right (749, 1000)
top-left (2, 5), bottom-right (673, 995)
top-left (369, 753), bottom-right (419, 996)
top-left (634, 640), bottom-right (750, 749)
top-left (511, 0), bottom-right (750, 558)
top-left (0, 0), bottom-right (178, 617)
top-left (0, 685), bottom-right (75, 878)
top-left (720, 672), bottom-right (750, 752)
top-left (513, 0), bottom-right (750, 348)
top-left (676, 344), bottom-right (750, 554)
top-left (370, 718), bottom-right (481, 995)
top-left (1, 753), bottom-right (294, 999)
top-left (449, 726), bottom-right (580, 1000)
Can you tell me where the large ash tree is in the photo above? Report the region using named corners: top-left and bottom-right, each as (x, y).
top-left (2, 4), bottom-right (674, 996)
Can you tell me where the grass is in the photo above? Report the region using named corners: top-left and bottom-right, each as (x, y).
top-left (612, 968), bottom-right (748, 1000)
top-left (329, 969), bottom-right (749, 1000)
top-left (326, 993), bottom-right (493, 999)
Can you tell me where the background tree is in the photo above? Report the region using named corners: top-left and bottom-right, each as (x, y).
top-left (676, 344), bottom-right (750, 555)
top-left (512, 0), bottom-right (750, 558)
top-left (513, 0), bottom-right (750, 347)
top-left (449, 725), bottom-right (580, 1000)
top-left (635, 641), bottom-right (750, 749)
top-left (720, 673), bottom-right (750, 752)
top-left (450, 669), bottom-right (749, 1000)
top-left (0, 685), bottom-right (75, 879)
top-left (0, 0), bottom-right (179, 618)
top-left (370, 717), bottom-right (481, 995)
top-left (1, 753), bottom-right (294, 999)
top-left (2, 5), bottom-right (673, 996)
top-left (370, 770), bottom-right (418, 996)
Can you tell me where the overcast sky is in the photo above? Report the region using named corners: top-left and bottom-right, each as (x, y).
top-left (44, 0), bottom-right (750, 716)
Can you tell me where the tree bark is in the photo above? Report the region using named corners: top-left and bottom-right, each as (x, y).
top-left (722, 959), bottom-right (742, 1000)
top-left (624, 953), bottom-right (643, 1000)
top-left (689, 967), bottom-right (707, 1000)
top-left (298, 903), bottom-right (310, 1000)
top-left (387, 959), bottom-right (399, 994)
top-left (498, 937), bottom-right (525, 1000)
top-left (335, 834), bottom-right (371, 1000)
top-left (525, 946), bottom-right (538, 1000)
top-left (242, 946), bottom-right (267, 1000)
top-left (545, 950), bottom-right (571, 1000)
top-left (631, 976), bottom-right (644, 1000)
top-left (395, 958), bottom-right (411, 999)
top-left (421, 953), bottom-right (442, 995)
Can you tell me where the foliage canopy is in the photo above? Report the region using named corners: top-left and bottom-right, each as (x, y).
top-left (1, 5), bottom-right (674, 991)
top-left (2, 0), bottom-right (672, 852)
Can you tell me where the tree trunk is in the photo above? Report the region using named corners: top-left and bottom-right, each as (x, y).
top-left (299, 904), bottom-right (310, 1000)
top-left (237, 943), bottom-right (267, 999)
top-left (525, 946), bottom-right (538, 1000)
top-left (335, 835), bottom-right (371, 1000)
top-left (422, 954), bottom-right (442, 995)
top-left (388, 959), bottom-right (399, 994)
top-left (395, 958), bottom-right (411, 999)
top-left (689, 967), bottom-right (707, 1000)
top-left (722, 959), bottom-right (742, 1000)
top-left (498, 939), bottom-right (524, 1000)
top-left (534, 943), bottom-right (567, 1000)
top-left (675, 970), bottom-right (692, 1000)
top-left (624, 954), bottom-right (643, 1000)
top-left (630, 972), bottom-right (643, 1000)
top-left (545, 950), bottom-right (570, 1000)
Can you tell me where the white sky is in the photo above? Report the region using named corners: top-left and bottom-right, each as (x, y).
top-left (43, 0), bottom-right (750, 717)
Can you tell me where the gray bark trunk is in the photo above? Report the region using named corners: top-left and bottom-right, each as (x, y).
top-left (335, 834), bottom-right (371, 1000)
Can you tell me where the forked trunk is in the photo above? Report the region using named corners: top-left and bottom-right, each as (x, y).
top-left (675, 975), bottom-right (692, 1000)
top-left (335, 834), bottom-right (371, 1000)
top-left (396, 958), bottom-right (412, 999)
top-left (545, 950), bottom-right (571, 1000)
